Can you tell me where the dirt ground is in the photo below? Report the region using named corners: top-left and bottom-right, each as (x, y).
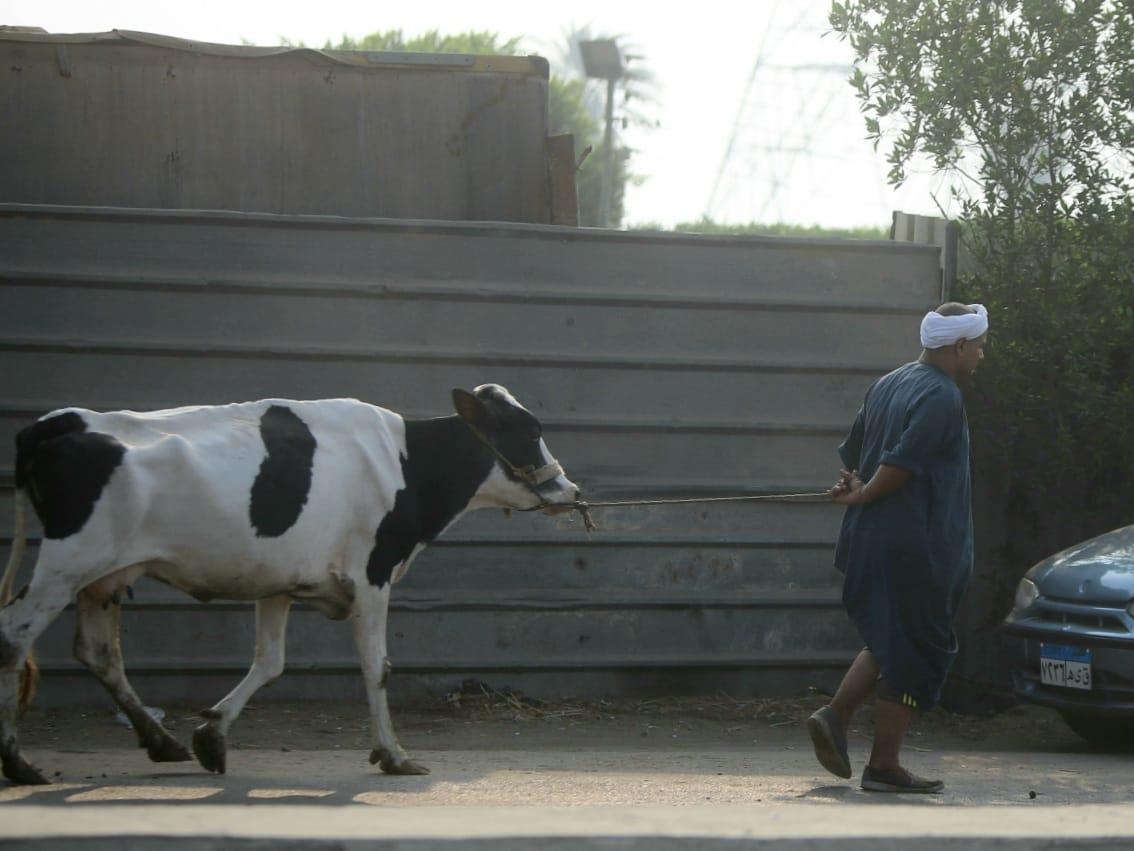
top-left (16, 684), bottom-right (1086, 757)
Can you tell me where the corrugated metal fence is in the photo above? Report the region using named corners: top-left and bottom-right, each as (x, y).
top-left (0, 204), bottom-right (943, 706)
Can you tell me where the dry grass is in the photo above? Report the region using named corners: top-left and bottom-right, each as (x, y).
top-left (437, 679), bottom-right (830, 726)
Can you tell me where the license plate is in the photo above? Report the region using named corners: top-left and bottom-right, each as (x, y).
top-left (1040, 643), bottom-right (1092, 691)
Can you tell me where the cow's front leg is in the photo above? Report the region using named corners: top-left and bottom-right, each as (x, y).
top-left (192, 595), bottom-right (291, 774)
top-left (351, 582), bottom-right (427, 775)
top-left (74, 590), bottom-right (190, 763)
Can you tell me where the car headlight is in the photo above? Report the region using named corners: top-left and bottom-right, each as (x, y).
top-left (1014, 577), bottom-right (1039, 611)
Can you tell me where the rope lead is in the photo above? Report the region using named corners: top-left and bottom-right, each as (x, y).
top-left (568, 491), bottom-right (832, 532)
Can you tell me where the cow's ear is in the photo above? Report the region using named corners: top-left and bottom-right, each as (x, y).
top-left (452, 389), bottom-right (488, 426)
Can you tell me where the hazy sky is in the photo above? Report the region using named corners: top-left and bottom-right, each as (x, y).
top-left (2, 0), bottom-right (953, 229)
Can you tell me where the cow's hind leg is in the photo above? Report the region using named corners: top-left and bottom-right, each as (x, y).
top-left (74, 590), bottom-right (190, 763)
top-left (0, 579), bottom-right (73, 784)
top-left (351, 582), bottom-right (427, 775)
top-left (192, 595), bottom-right (291, 774)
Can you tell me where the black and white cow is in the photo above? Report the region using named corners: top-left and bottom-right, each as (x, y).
top-left (0, 384), bottom-right (579, 785)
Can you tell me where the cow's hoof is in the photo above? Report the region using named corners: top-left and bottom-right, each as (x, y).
top-left (192, 723), bottom-right (226, 774)
top-left (370, 748), bottom-right (430, 775)
top-left (147, 735), bottom-right (192, 763)
top-left (2, 753), bottom-right (49, 786)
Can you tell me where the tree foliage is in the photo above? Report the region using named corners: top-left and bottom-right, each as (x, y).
top-left (328, 29), bottom-right (522, 55)
top-left (830, 1), bottom-right (1134, 624)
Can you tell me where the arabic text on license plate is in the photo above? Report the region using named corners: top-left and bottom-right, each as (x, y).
top-left (1040, 643), bottom-right (1092, 691)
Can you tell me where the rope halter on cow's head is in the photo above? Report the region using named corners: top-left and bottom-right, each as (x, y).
top-left (451, 386), bottom-right (568, 507)
top-left (462, 420), bottom-right (565, 492)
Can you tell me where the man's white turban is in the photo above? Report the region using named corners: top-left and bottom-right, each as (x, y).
top-left (920, 304), bottom-right (989, 349)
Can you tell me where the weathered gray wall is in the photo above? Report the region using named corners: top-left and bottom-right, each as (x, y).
top-left (0, 31), bottom-right (550, 222)
top-left (0, 204), bottom-right (943, 706)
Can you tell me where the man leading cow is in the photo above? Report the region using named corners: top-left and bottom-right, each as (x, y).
top-left (809, 302), bottom-right (989, 793)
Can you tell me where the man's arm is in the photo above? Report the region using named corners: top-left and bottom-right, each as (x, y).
top-left (831, 464), bottom-right (911, 505)
top-left (837, 405), bottom-right (866, 472)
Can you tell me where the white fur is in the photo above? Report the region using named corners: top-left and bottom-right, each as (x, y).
top-left (42, 399), bottom-right (406, 600)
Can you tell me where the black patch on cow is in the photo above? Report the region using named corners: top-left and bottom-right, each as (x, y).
top-left (482, 408), bottom-right (545, 484)
top-left (16, 412), bottom-right (126, 540)
top-left (249, 405), bottom-right (317, 538)
top-left (366, 417), bottom-right (494, 588)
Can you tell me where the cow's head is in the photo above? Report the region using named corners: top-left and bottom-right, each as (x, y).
top-left (453, 384), bottom-right (580, 515)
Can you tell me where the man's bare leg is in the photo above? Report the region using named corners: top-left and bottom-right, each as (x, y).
top-left (829, 648), bottom-right (880, 731)
top-left (868, 696), bottom-right (912, 771)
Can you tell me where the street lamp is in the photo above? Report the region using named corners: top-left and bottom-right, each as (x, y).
top-left (578, 39), bottom-right (624, 228)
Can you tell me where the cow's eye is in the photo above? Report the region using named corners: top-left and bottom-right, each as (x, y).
top-left (503, 416), bottom-right (541, 442)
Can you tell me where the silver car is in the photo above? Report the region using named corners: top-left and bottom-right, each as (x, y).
top-left (1002, 523), bottom-right (1134, 747)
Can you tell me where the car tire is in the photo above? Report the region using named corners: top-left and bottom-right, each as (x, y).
top-left (1059, 711), bottom-right (1134, 750)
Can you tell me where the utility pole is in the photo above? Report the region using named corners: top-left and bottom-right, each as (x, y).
top-left (599, 76), bottom-right (616, 228)
top-left (579, 39), bottom-right (624, 228)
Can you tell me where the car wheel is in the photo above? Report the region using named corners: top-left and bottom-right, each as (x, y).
top-left (1059, 711), bottom-right (1134, 750)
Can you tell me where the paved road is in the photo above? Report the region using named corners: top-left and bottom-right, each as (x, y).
top-left (2, 700), bottom-right (1132, 848)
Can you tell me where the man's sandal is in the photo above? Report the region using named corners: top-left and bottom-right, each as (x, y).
top-left (806, 706), bottom-right (852, 779)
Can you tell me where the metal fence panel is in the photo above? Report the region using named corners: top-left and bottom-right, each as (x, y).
top-left (0, 204), bottom-right (942, 705)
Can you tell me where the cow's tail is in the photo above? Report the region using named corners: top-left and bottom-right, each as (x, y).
top-left (0, 488), bottom-right (26, 603)
top-left (2, 489), bottom-right (38, 714)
